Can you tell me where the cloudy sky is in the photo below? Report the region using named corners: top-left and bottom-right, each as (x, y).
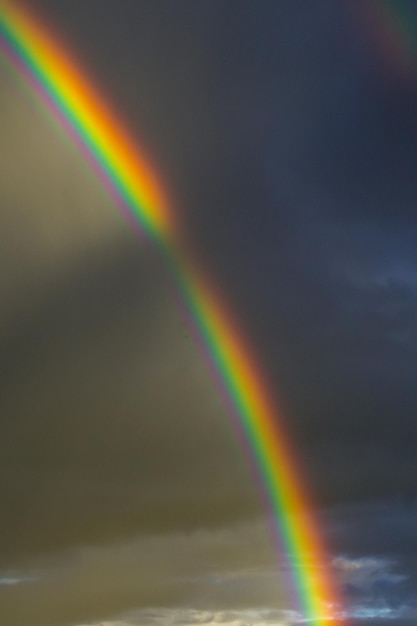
top-left (1, 1), bottom-right (417, 625)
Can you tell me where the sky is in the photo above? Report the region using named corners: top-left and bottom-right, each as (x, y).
top-left (1, 1), bottom-right (417, 625)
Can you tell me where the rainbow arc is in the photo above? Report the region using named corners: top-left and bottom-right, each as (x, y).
top-left (0, 2), bottom-right (343, 623)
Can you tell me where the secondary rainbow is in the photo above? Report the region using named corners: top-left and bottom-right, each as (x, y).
top-left (354, 0), bottom-right (417, 81)
top-left (0, 2), bottom-right (343, 623)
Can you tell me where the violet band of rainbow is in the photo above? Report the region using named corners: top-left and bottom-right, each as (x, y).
top-left (0, 2), bottom-right (344, 623)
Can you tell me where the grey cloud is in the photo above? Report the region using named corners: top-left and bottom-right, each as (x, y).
top-left (333, 555), bottom-right (408, 605)
top-left (0, 521), bottom-right (288, 626)
top-left (318, 501), bottom-right (417, 621)
top-left (0, 41), bottom-right (264, 569)
top-left (73, 607), bottom-right (325, 626)
top-left (0, 576), bottom-right (37, 586)
top-left (0, 246), bottom-right (261, 563)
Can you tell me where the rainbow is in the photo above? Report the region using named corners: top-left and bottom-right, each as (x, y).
top-left (0, 2), bottom-right (343, 623)
top-left (355, 0), bottom-right (417, 81)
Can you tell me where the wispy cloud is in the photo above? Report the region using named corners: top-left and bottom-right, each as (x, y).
top-left (0, 575), bottom-right (37, 586)
top-left (73, 607), bottom-right (319, 626)
top-left (332, 553), bottom-right (415, 622)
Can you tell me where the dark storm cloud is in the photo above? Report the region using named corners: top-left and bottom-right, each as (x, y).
top-left (0, 241), bottom-right (262, 565)
top-left (323, 499), bottom-right (417, 563)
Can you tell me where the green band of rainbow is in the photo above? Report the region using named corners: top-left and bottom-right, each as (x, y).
top-left (0, 2), bottom-right (343, 623)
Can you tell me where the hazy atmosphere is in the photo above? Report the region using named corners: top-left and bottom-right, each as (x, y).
top-left (1, 2), bottom-right (417, 625)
